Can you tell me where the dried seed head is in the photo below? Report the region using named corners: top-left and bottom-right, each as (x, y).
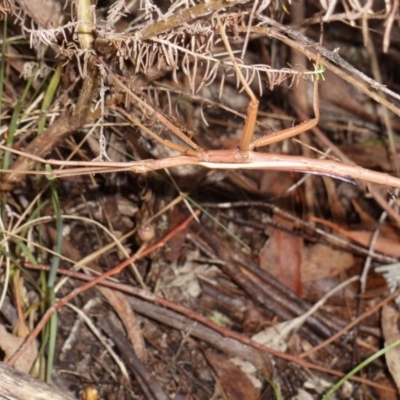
top-left (138, 223), bottom-right (155, 242)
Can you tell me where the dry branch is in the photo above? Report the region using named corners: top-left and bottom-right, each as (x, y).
top-left (0, 362), bottom-right (75, 400)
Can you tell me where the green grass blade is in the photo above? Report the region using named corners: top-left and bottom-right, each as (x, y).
top-left (322, 338), bottom-right (400, 399)
top-left (0, 20), bottom-right (7, 125)
top-left (2, 68), bottom-right (37, 171)
top-left (38, 64), bottom-right (62, 135)
top-left (45, 165), bottom-right (63, 383)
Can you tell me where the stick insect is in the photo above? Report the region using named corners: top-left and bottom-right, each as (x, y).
top-left (103, 16), bottom-right (324, 171)
top-left (111, 17), bottom-right (331, 178)
top-left (2, 18), bottom-right (400, 189)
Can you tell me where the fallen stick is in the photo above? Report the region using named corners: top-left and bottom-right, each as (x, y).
top-left (0, 362), bottom-right (75, 400)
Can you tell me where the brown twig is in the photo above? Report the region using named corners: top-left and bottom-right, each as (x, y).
top-left (94, 0), bottom-right (253, 55)
top-left (250, 22), bottom-right (400, 117)
top-left (98, 318), bottom-right (170, 400)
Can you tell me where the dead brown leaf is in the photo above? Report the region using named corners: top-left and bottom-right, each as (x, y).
top-left (260, 225), bottom-right (355, 301)
top-left (18, 0), bottom-right (63, 28)
top-left (204, 350), bottom-right (260, 400)
top-left (0, 324), bottom-right (37, 374)
top-left (301, 243), bottom-right (355, 282)
top-left (259, 224), bottom-right (303, 295)
top-left (382, 304), bottom-right (400, 393)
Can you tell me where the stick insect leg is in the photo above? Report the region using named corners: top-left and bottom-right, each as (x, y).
top-left (252, 66), bottom-right (321, 148)
top-left (217, 16), bottom-right (259, 153)
top-left (112, 74), bottom-right (201, 157)
top-left (116, 106), bottom-right (199, 157)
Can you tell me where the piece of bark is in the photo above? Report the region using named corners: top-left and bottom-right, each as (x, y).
top-left (0, 362), bottom-right (75, 400)
top-left (382, 304), bottom-right (400, 392)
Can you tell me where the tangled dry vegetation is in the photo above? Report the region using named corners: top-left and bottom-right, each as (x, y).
top-left (1, 0), bottom-right (400, 399)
